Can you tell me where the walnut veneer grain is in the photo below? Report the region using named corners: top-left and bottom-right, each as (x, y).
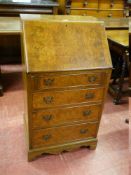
top-left (21, 15), bottom-right (112, 161)
top-left (22, 20), bottom-right (112, 72)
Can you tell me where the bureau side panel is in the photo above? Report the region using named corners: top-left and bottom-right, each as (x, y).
top-left (22, 72), bottom-right (32, 150)
top-left (21, 27), bottom-right (33, 150)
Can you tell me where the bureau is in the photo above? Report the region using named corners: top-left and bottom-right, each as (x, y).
top-left (21, 15), bottom-right (112, 161)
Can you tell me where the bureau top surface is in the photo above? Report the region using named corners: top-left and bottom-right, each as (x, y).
top-left (22, 17), bottom-right (112, 73)
top-left (0, 17), bottom-right (20, 33)
top-left (107, 30), bottom-right (129, 47)
top-left (0, 0), bottom-right (58, 6)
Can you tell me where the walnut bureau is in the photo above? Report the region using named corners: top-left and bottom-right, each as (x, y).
top-left (21, 15), bottom-right (112, 161)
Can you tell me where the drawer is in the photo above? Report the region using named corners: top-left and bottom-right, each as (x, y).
top-left (70, 9), bottom-right (99, 16)
top-left (71, 0), bottom-right (98, 8)
top-left (98, 10), bottom-right (124, 18)
top-left (32, 72), bottom-right (105, 90)
top-left (99, 0), bottom-right (124, 10)
top-left (70, 9), bottom-right (124, 17)
top-left (32, 87), bottom-right (104, 109)
top-left (32, 104), bottom-right (102, 129)
top-left (32, 122), bottom-right (98, 148)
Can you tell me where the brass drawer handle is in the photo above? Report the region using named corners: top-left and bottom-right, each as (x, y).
top-left (83, 0), bottom-right (88, 7)
top-left (43, 96), bottom-right (54, 104)
top-left (88, 76), bottom-right (97, 83)
top-left (44, 78), bottom-right (54, 86)
top-left (43, 134), bottom-right (52, 141)
top-left (83, 110), bottom-right (92, 116)
top-left (85, 93), bottom-right (94, 99)
top-left (80, 129), bottom-right (88, 134)
top-left (43, 115), bottom-right (53, 121)
top-left (107, 13), bottom-right (112, 18)
top-left (110, 0), bottom-right (114, 8)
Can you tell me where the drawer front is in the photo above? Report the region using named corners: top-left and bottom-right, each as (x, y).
top-left (70, 9), bottom-right (124, 17)
top-left (99, 0), bottom-right (124, 10)
top-left (70, 9), bottom-right (99, 16)
top-left (98, 10), bottom-right (124, 18)
top-left (32, 87), bottom-right (104, 109)
top-left (70, 0), bottom-right (124, 9)
top-left (32, 104), bottom-right (102, 129)
top-left (32, 122), bottom-right (98, 148)
top-left (32, 72), bottom-right (104, 90)
top-left (71, 0), bottom-right (98, 8)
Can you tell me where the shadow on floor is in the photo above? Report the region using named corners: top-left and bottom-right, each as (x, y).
top-left (2, 72), bottom-right (23, 92)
